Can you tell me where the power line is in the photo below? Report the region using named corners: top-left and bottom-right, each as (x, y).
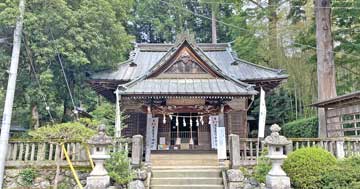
top-left (22, 35), bottom-right (55, 123)
top-left (160, 0), bottom-right (360, 60)
top-left (49, 30), bottom-right (79, 118)
top-left (192, 0), bottom-right (360, 10)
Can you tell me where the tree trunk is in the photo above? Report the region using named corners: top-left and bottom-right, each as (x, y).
top-left (31, 105), bottom-right (40, 129)
top-left (268, 0), bottom-right (279, 67)
top-left (211, 4), bottom-right (217, 44)
top-left (315, 0), bottom-right (337, 137)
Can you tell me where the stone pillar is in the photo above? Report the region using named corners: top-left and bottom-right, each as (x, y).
top-left (131, 135), bottom-right (143, 168)
top-left (264, 124), bottom-right (291, 189)
top-left (285, 140), bottom-right (293, 155)
top-left (336, 139), bottom-right (345, 159)
top-left (229, 134), bottom-right (241, 169)
top-left (145, 106), bottom-right (152, 165)
top-left (85, 124), bottom-right (112, 189)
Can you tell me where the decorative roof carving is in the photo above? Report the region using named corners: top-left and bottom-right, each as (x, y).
top-left (165, 51), bottom-right (207, 74)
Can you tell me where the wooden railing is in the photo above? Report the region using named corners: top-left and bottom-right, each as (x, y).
top-left (235, 137), bottom-right (360, 166)
top-left (5, 138), bottom-right (131, 168)
top-left (289, 138), bottom-right (360, 157)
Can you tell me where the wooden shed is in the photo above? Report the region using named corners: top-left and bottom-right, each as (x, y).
top-left (312, 91), bottom-right (360, 137)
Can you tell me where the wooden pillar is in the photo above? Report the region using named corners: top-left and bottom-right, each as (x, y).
top-left (145, 105), bottom-right (152, 164)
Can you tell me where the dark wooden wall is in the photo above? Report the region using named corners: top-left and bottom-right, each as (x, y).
top-left (122, 112), bottom-right (147, 138)
top-left (226, 111), bottom-right (248, 138)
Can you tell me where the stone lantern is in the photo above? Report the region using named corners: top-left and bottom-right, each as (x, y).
top-left (85, 124), bottom-right (113, 189)
top-left (264, 124), bottom-right (291, 189)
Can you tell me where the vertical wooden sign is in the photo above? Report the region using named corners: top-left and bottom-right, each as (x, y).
top-left (150, 118), bottom-right (159, 150)
top-left (210, 116), bottom-right (219, 149)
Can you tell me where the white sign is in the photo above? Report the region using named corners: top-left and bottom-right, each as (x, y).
top-left (210, 116), bottom-right (219, 149)
top-left (159, 137), bottom-right (166, 145)
top-left (258, 87), bottom-right (267, 138)
top-left (150, 118), bottom-right (158, 150)
top-left (217, 127), bottom-right (227, 160)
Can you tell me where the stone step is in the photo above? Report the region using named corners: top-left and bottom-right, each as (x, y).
top-left (151, 159), bottom-right (219, 166)
top-left (152, 165), bottom-right (221, 170)
top-left (151, 177), bottom-right (223, 185)
top-left (152, 169), bottom-right (221, 178)
top-left (151, 154), bottom-right (217, 160)
top-left (150, 184), bottom-right (224, 189)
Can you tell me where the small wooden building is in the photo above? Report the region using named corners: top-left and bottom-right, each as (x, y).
top-left (312, 91), bottom-right (360, 137)
top-left (89, 39), bottom-right (287, 152)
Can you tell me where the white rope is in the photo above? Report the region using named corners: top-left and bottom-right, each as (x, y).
top-left (160, 0), bottom-right (360, 60)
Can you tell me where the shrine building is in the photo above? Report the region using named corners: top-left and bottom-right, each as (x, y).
top-left (88, 38), bottom-right (287, 156)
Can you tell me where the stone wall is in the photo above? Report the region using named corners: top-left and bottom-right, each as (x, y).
top-left (4, 168), bottom-right (90, 189)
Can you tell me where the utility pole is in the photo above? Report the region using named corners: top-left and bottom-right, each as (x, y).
top-left (315, 0), bottom-right (337, 137)
top-left (0, 0), bottom-right (25, 187)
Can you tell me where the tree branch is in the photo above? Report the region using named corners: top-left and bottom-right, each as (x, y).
top-left (248, 0), bottom-right (265, 9)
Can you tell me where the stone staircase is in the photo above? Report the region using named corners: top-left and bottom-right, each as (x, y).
top-left (150, 153), bottom-right (224, 189)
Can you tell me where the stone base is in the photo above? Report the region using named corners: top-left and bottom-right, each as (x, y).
top-left (266, 175), bottom-right (290, 189)
top-left (227, 169), bottom-right (245, 182)
top-left (129, 180), bottom-right (145, 189)
top-left (229, 182), bottom-right (244, 189)
top-left (85, 175), bottom-right (110, 189)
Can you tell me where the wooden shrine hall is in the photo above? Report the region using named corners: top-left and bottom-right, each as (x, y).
top-left (89, 38), bottom-right (288, 154)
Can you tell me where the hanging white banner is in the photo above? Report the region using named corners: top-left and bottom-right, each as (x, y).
top-left (258, 87), bottom-right (266, 138)
top-left (210, 116), bottom-right (219, 149)
top-left (150, 117), bottom-right (159, 150)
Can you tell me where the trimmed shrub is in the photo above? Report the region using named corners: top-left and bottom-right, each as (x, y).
top-left (282, 117), bottom-right (318, 138)
top-left (321, 156), bottom-right (360, 189)
top-left (105, 151), bottom-right (134, 186)
top-left (28, 121), bottom-right (96, 140)
top-left (283, 147), bottom-right (336, 189)
top-left (252, 148), bottom-right (271, 183)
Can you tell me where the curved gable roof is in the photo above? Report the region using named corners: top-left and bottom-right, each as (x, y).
top-left (89, 41), bottom-right (287, 100)
top-left (118, 40), bottom-right (257, 96)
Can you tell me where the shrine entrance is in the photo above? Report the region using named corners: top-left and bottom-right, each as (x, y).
top-left (170, 113), bottom-right (199, 147)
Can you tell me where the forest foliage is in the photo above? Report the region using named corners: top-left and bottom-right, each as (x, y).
top-left (0, 0), bottom-right (359, 130)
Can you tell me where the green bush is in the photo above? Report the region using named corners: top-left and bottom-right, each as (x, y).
top-left (28, 121), bottom-right (96, 140)
top-left (18, 168), bottom-right (37, 186)
top-left (283, 147), bottom-right (336, 189)
top-left (321, 156), bottom-right (360, 189)
top-left (252, 148), bottom-right (271, 183)
top-left (282, 117), bottom-right (318, 138)
top-left (105, 151), bottom-right (134, 185)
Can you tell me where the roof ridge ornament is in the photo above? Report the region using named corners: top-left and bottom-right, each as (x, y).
top-left (175, 32), bottom-right (195, 45)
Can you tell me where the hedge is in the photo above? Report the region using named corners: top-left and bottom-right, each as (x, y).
top-left (282, 117), bottom-right (318, 138)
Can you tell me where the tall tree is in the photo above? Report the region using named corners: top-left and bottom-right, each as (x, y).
top-left (315, 0), bottom-right (337, 137)
top-left (0, 0), bottom-right (134, 126)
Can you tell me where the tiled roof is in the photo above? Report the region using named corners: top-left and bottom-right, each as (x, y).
top-left (311, 91), bottom-right (360, 108)
top-left (91, 43), bottom-right (287, 82)
top-left (120, 79), bottom-right (257, 96)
